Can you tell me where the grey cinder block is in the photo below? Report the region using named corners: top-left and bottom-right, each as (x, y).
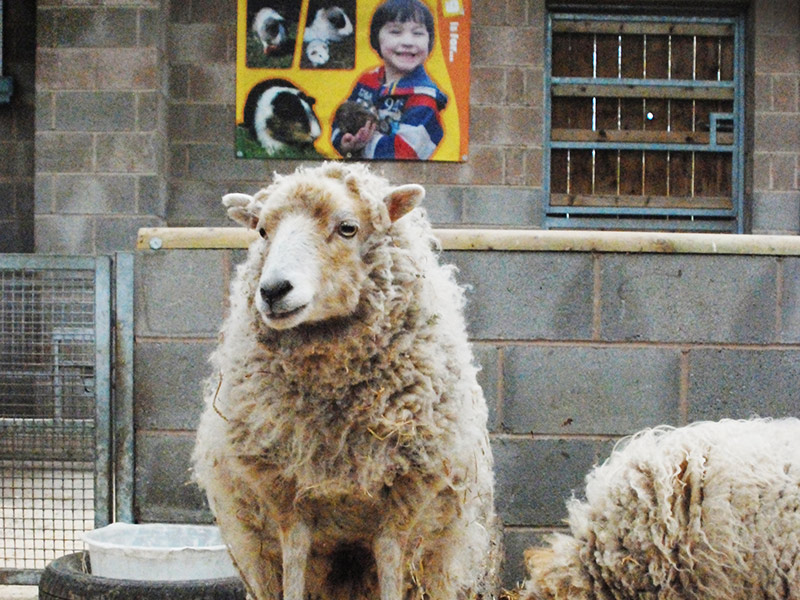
top-left (168, 104), bottom-right (231, 143)
top-left (95, 133), bottom-right (158, 173)
top-left (54, 92), bottom-right (137, 132)
top-left (186, 143), bottom-right (272, 181)
top-left (54, 174), bottom-right (137, 214)
top-left (56, 8), bottom-right (138, 48)
top-left (34, 214), bottom-right (94, 254)
top-left (134, 340), bottom-right (216, 431)
top-left (473, 343), bottom-right (500, 432)
top-left (139, 176), bottom-right (168, 218)
top-left (492, 437), bottom-right (614, 527)
top-left (779, 258), bottom-right (800, 342)
top-left (419, 185), bottom-right (464, 225)
top-left (168, 23), bottom-right (228, 65)
top-left (687, 348), bottom-right (800, 421)
top-left (35, 132), bottom-right (94, 172)
top-left (752, 191), bottom-right (800, 234)
top-left (462, 187), bottom-right (544, 228)
top-left (501, 529), bottom-right (556, 590)
top-left (502, 345), bottom-right (681, 435)
top-left (134, 250), bottom-right (227, 336)
top-left (96, 216), bottom-right (164, 254)
top-left (135, 432), bottom-right (213, 523)
top-left (599, 254), bottom-right (777, 344)
top-left (167, 180), bottom-right (230, 226)
top-left (446, 251), bottom-right (594, 341)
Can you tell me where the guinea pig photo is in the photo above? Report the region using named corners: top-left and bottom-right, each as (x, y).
top-left (300, 1), bottom-right (356, 69)
top-left (333, 101), bottom-right (380, 137)
top-left (241, 79), bottom-right (322, 157)
top-left (245, 1), bottom-right (301, 69)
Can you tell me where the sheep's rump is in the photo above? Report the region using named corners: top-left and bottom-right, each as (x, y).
top-left (523, 418), bottom-right (800, 600)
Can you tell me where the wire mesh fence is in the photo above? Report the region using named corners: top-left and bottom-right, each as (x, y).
top-left (0, 261), bottom-right (104, 574)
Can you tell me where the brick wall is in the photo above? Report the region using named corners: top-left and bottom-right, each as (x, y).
top-left (0, 1), bottom-right (36, 252)
top-left (133, 245), bottom-right (800, 587)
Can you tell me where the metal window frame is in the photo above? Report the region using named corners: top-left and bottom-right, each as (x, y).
top-left (543, 12), bottom-right (746, 232)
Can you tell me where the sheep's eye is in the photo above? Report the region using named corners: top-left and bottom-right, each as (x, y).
top-left (258, 228), bottom-right (267, 239)
top-left (337, 221), bottom-right (359, 238)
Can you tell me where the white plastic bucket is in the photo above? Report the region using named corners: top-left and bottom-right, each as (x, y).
top-left (82, 523), bottom-right (237, 581)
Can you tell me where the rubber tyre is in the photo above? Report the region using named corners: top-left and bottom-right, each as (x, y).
top-left (38, 552), bottom-right (247, 600)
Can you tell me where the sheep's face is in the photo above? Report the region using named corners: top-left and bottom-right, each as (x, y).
top-left (223, 172), bottom-right (424, 330)
top-left (253, 185), bottom-right (367, 330)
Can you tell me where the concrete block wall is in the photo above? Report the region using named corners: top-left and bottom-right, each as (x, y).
top-left (133, 249), bottom-right (231, 523)
top-left (164, 0), bottom-right (547, 230)
top-left (132, 246), bottom-right (800, 587)
top-left (33, 0), bottom-right (169, 254)
top-left (751, 1), bottom-right (800, 233)
top-left (158, 0), bottom-right (799, 233)
top-left (23, 0), bottom-right (800, 246)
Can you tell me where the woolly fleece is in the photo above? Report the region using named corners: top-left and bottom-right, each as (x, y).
top-left (192, 162), bottom-right (499, 600)
top-left (522, 417), bottom-right (800, 600)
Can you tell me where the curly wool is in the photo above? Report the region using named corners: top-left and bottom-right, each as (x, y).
top-left (192, 163), bottom-right (499, 600)
top-left (522, 418), bottom-right (800, 600)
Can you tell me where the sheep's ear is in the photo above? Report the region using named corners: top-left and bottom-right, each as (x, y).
top-left (384, 184), bottom-right (425, 223)
top-left (222, 193), bottom-right (261, 229)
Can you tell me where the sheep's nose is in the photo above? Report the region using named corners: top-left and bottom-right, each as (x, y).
top-left (260, 280), bottom-right (292, 307)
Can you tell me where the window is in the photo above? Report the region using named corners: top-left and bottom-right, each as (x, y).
top-left (544, 12), bottom-right (745, 232)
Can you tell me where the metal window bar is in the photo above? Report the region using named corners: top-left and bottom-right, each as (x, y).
top-left (0, 255), bottom-right (112, 585)
top-left (544, 12), bottom-right (745, 232)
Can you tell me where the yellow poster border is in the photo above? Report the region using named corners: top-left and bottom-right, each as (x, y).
top-left (236, 0), bottom-right (470, 162)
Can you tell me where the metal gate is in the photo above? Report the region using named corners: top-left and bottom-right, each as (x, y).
top-left (0, 254), bottom-right (133, 585)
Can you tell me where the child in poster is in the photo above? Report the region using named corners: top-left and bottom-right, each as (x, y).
top-left (331, 0), bottom-right (447, 160)
top-left (236, 0), bottom-right (469, 162)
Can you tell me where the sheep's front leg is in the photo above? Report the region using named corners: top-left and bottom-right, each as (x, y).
top-left (280, 520), bottom-right (311, 600)
top-left (374, 534), bottom-right (406, 600)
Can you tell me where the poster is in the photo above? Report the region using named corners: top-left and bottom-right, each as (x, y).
top-left (235, 0), bottom-right (470, 161)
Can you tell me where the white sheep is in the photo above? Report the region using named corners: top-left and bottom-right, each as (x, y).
top-left (192, 162), bottom-right (500, 600)
top-left (521, 417), bottom-right (800, 600)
